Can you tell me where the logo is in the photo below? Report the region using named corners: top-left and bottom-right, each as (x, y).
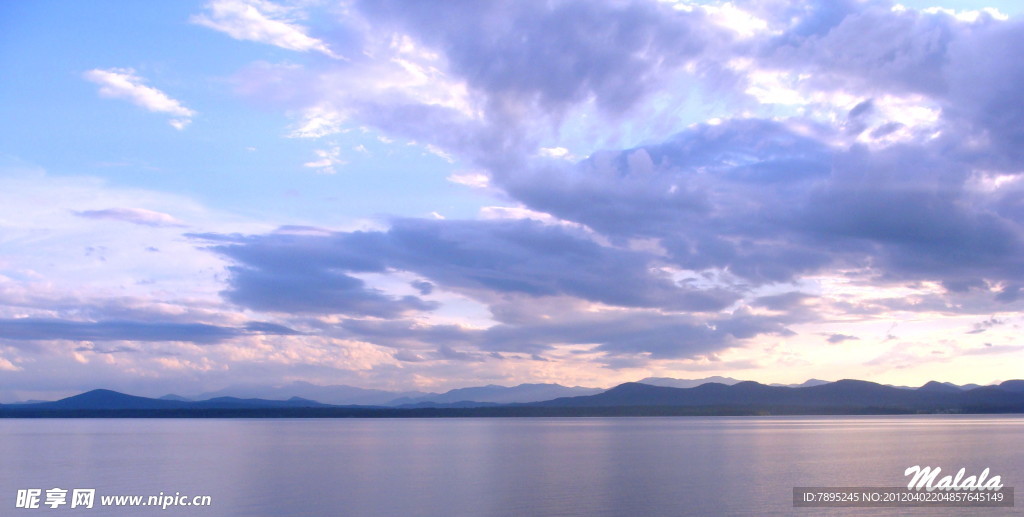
top-left (904, 466), bottom-right (1004, 492)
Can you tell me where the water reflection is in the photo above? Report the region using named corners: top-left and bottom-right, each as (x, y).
top-left (0, 416), bottom-right (1019, 516)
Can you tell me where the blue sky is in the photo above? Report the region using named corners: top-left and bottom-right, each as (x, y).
top-left (2, 0), bottom-right (1023, 400)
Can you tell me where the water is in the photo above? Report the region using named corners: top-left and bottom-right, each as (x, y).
top-left (1, 416), bottom-right (1020, 516)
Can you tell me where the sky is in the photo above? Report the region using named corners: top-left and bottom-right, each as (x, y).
top-left (2, 0), bottom-right (1024, 401)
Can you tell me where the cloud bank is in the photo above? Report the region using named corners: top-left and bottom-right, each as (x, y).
top-left (5, 0), bottom-right (1024, 399)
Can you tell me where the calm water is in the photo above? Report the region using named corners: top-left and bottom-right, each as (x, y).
top-left (0, 416), bottom-right (1020, 516)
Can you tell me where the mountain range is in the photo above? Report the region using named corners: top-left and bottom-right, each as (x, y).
top-left (171, 377), bottom-right (995, 405)
top-left (2, 378), bottom-right (1022, 416)
top-left (534, 380), bottom-right (1024, 411)
top-left (182, 381), bottom-right (602, 406)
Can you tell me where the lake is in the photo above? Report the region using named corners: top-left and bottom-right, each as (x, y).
top-left (1, 416), bottom-right (1020, 516)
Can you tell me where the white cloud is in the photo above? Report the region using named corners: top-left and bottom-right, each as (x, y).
top-left (83, 68), bottom-right (195, 129)
top-left (288, 104), bottom-right (349, 138)
top-left (446, 172), bottom-right (490, 189)
top-left (0, 163), bottom-right (270, 304)
top-left (248, 31), bottom-right (478, 144)
top-left (192, 0), bottom-right (341, 58)
top-left (479, 206), bottom-right (560, 223)
top-left (0, 357), bottom-right (20, 372)
top-left (921, 6), bottom-right (1008, 23)
top-left (303, 145), bottom-right (344, 174)
top-left (73, 208), bottom-right (186, 228)
top-left (701, 2), bottom-right (774, 39)
top-left (538, 147), bottom-right (576, 161)
top-left (425, 144), bottom-right (454, 163)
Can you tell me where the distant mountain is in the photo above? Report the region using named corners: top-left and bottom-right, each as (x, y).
top-left (638, 376), bottom-right (743, 388)
top-left (645, 376), bottom-right (834, 390)
top-left (917, 381), bottom-right (963, 393)
top-left (534, 379), bottom-right (1024, 412)
top-left (159, 394), bottom-right (192, 402)
top-left (777, 379), bottom-right (832, 388)
top-left (193, 381), bottom-right (433, 406)
top-left (188, 396), bottom-right (330, 409)
top-left (1001, 380), bottom-right (1024, 393)
top-left (191, 381), bottom-right (601, 406)
top-left (390, 383), bottom-right (603, 406)
top-left (40, 389), bottom-right (188, 410)
top-left (393, 400), bottom-right (503, 409)
top-left (4, 379), bottom-right (1024, 416)
top-left (7, 389), bottom-right (334, 411)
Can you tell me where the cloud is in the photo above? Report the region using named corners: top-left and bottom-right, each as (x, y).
top-left (303, 145), bottom-right (344, 174)
top-left (759, 3), bottom-right (956, 97)
top-left (410, 280), bottom-right (433, 295)
top-left (336, 306), bottom-right (792, 362)
top-left (73, 208), bottom-right (185, 227)
top-left (0, 318), bottom-right (298, 344)
top-left (191, 0), bottom-right (341, 58)
top-left (356, 0), bottom-right (725, 116)
top-left (960, 343), bottom-right (1024, 356)
top-left (289, 104), bottom-right (348, 138)
top-left (83, 68), bottom-right (196, 129)
top-left (19, 0), bottom-right (1024, 393)
top-left (966, 316), bottom-right (1006, 334)
top-left (228, 0), bottom-right (743, 171)
top-left (826, 333), bottom-right (859, 344)
top-left (203, 218), bottom-right (741, 314)
top-left (482, 308), bottom-right (792, 361)
top-left (338, 318), bottom-right (477, 351)
top-left (223, 265), bottom-right (439, 318)
top-left (495, 118), bottom-right (839, 284)
top-left (488, 112), bottom-right (1024, 293)
top-left (193, 228), bottom-right (439, 318)
top-left (945, 15), bottom-right (1024, 166)
top-left (190, 215), bottom-right (806, 361)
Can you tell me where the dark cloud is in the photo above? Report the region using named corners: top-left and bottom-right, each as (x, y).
top-left (753, 292), bottom-right (816, 311)
top-left (753, 2), bottom-right (1024, 172)
top-left (410, 280), bottom-right (434, 295)
top-left (223, 264), bottom-right (438, 317)
top-left (996, 284), bottom-right (1021, 303)
top-left (960, 344), bottom-right (1024, 356)
top-left (338, 319), bottom-right (478, 351)
top-left (243, 321), bottom-right (305, 335)
top-left (74, 344), bottom-right (140, 354)
top-left (762, 2), bottom-right (957, 97)
top-left (437, 345), bottom-right (485, 362)
top-left (335, 0), bottom-right (1024, 299)
top-left (205, 218), bottom-right (740, 315)
top-left (488, 114), bottom-right (1024, 293)
top-left (826, 333), bottom-right (859, 344)
top-left (0, 318), bottom-right (299, 344)
top-left (189, 1), bottom-right (1024, 371)
top-left (966, 316), bottom-right (1005, 335)
top-left (335, 308), bottom-right (792, 361)
top-left (488, 118), bottom-right (853, 285)
top-left (945, 17), bottom-right (1024, 167)
top-left (384, 219), bottom-right (738, 310)
top-left (478, 309), bottom-right (791, 360)
top-left (205, 229), bottom-right (437, 317)
top-left (499, 119), bottom-right (831, 239)
top-left (357, 0), bottom-right (725, 116)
